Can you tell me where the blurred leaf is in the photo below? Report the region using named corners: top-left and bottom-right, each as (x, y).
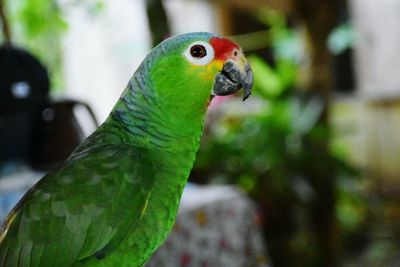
top-left (337, 186), bottom-right (367, 232)
top-left (248, 55), bottom-right (285, 98)
top-left (290, 98), bottom-right (323, 137)
top-left (276, 59), bottom-right (297, 89)
top-left (17, 0), bottom-right (67, 38)
top-left (327, 22), bottom-right (355, 55)
top-left (257, 7), bottom-right (303, 63)
top-left (238, 174), bottom-right (257, 192)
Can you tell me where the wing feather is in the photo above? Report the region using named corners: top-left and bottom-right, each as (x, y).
top-left (0, 145), bottom-right (155, 267)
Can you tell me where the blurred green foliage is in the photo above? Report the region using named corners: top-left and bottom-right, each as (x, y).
top-left (192, 8), bottom-right (364, 266)
top-left (1, 0), bottom-right (104, 90)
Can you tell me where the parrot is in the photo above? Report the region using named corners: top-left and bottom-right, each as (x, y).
top-left (0, 32), bottom-right (253, 267)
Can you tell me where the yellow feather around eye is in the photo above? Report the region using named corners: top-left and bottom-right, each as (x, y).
top-left (189, 60), bottom-right (224, 81)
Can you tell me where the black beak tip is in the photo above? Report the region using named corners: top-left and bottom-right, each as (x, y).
top-left (242, 64), bottom-right (253, 101)
top-left (243, 91), bottom-right (251, 101)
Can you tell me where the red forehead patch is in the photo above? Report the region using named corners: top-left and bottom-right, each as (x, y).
top-left (210, 37), bottom-right (240, 61)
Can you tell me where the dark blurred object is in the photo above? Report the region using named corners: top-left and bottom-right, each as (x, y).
top-left (0, 44), bottom-right (49, 163)
top-left (0, 0), bottom-right (99, 171)
top-left (29, 100), bottom-right (98, 170)
top-left (0, 45), bottom-right (49, 109)
top-left (331, 9), bottom-right (355, 93)
top-left (146, 0), bottom-right (170, 47)
top-left (293, 1), bottom-right (345, 266)
top-left (0, 45), bottom-right (98, 171)
top-left (333, 48), bottom-right (355, 93)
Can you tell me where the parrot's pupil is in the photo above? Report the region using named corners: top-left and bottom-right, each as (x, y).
top-left (190, 45), bottom-right (207, 58)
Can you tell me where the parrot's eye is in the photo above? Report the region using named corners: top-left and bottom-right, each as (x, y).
top-left (184, 41), bottom-right (215, 65)
top-left (190, 45), bottom-right (207, 58)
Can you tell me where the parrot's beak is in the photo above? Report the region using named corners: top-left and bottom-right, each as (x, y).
top-left (212, 60), bottom-right (253, 101)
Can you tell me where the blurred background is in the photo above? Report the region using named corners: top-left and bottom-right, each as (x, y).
top-left (1, 0), bottom-right (400, 266)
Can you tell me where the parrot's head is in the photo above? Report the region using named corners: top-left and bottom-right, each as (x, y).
top-left (124, 32), bottom-right (254, 138)
top-left (175, 32), bottom-right (253, 101)
top-left (147, 32), bottom-right (253, 110)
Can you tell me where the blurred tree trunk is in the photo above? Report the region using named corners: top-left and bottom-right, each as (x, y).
top-left (293, 1), bottom-right (345, 266)
top-left (146, 0), bottom-right (170, 47)
top-left (0, 0), bottom-right (11, 43)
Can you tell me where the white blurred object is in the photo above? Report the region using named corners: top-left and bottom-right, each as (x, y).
top-left (62, 0), bottom-right (152, 126)
top-left (147, 184), bottom-right (270, 267)
top-left (164, 0), bottom-right (218, 34)
top-left (350, 0), bottom-right (400, 98)
top-left (349, 0), bottom-right (400, 180)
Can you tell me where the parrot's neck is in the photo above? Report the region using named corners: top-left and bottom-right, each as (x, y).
top-left (82, 76), bottom-right (207, 178)
top-left (111, 79), bottom-right (206, 148)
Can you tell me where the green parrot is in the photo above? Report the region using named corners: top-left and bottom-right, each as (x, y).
top-left (0, 32), bottom-right (253, 267)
